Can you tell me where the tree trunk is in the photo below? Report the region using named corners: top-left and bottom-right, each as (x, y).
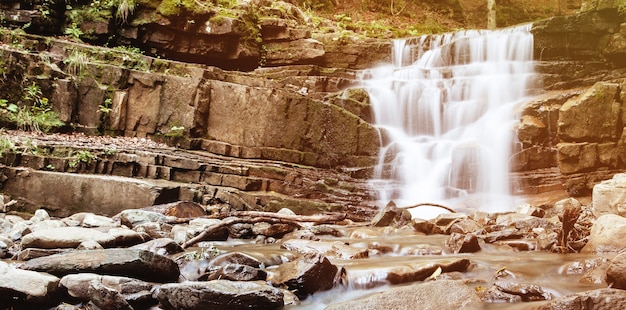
top-left (487, 0), bottom-right (496, 29)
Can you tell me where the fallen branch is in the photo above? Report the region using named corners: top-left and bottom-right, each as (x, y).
top-left (404, 203), bottom-right (456, 213)
top-left (231, 211), bottom-right (347, 224)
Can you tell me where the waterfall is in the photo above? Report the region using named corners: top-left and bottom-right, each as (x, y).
top-left (361, 24), bottom-right (536, 218)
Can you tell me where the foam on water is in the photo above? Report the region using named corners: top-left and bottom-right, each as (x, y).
top-left (361, 25), bottom-right (536, 218)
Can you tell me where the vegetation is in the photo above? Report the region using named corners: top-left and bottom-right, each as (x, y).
top-left (0, 83), bottom-right (64, 133)
top-left (69, 150), bottom-right (97, 168)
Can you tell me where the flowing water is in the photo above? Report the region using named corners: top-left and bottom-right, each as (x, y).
top-left (360, 25), bottom-right (537, 218)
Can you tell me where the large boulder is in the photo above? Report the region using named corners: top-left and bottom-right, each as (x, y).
top-left (20, 249), bottom-right (180, 282)
top-left (21, 227), bottom-right (117, 249)
top-left (592, 173), bottom-right (626, 217)
top-left (581, 214), bottom-right (626, 253)
top-left (60, 273), bottom-right (156, 309)
top-left (606, 252), bottom-right (626, 289)
top-left (0, 261), bottom-right (61, 306)
top-left (156, 280), bottom-right (284, 310)
top-left (269, 252), bottom-right (339, 298)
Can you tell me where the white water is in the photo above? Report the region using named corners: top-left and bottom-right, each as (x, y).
top-left (361, 24), bottom-right (536, 218)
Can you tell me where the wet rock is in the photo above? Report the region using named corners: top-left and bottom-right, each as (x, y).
top-left (385, 259), bottom-right (471, 285)
top-left (269, 252), bottom-right (339, 298)
top-left (412, 218), bottom-right (438, 234)
top-left (581, 214), bottom-right (626, 253)
top-left (606, 252), bottom-right (626, 289)
top-left (88, 279), bottom-right (134, 310)
top-left (326, 279), bottom-right (482, 310)
top-left (446, 233), bottom-right (481, 253)
top-left (494, 281), bottom-right (553, 301)
top-left (398, 244), bottom-right (443, 255)
top-left (478, 285), bottom-right (523, 303)
top-left (60, 273), bottom-right (156, 309)
top-left (529, 288), bottom-right (626, 310)
top-left (281, 239), bottom-right (368, 259)
top-left (371, 201), bottom-right (411, 227)
top-left (20, 249), bottom-right (180, 282)
top-left (482, 229), bottom-right (525, 243)
top-left (157, 280), bottom-right (284, 310)
top-left (199, 252), bottom-right (267, 281)
top-left (494, 240), bottom-right (538, 251)
top-left (252, 222), bottom-right (296, 238)
top-left (21, 227), bottom-right (116, 249)
top-left (203, 264), bottom-right (268, 282)
top-left (448, 219), bottom-right (482, 234)
top-left (0, 261), bottom-right (60, 306)
top-left (592, 173), bottom-right (626, 217)
top-left (130, 238), bottom-right (183, 256)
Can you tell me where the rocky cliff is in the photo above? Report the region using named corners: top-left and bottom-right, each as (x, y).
top-left (0, 0), bottom-right (625, 215)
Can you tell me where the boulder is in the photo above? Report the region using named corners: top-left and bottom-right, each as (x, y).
top-left (157, 280), bottom-right (284, 310)
top-left (20, 249), bottom-right (180, 282)
top-left (592, 173), bottom-right (626, 217)
top-left (130, 238), bottom-right (184, 256)
top-left (581, 214), bottom-right (626, 253)
top-left (21, 227), bottom-right (117, 249)
top-left (0, 261), bottom-right (60, 306)
top-left (371, 200), bottom-right (411, 227)
top-left (556, 142), bottom-right (597, 174)
top-left (281, 239), bottom-right (369, 259)
top-left (269, 252), bottom-right (339, 298)
top-left (529, 288), bottom-right (626, 309)
top-left (326, 280), bottom-right (481, 310)
top-left (446, 233), bottom-right (481, 254)
top-left (60, 273), bottom-right (156, 309)
top-left (118, 209), bottom-right (172, 228)
top-left (606, 252), bottom-right (626, 289)
top-left (2, 169), bottom-right (177, 217)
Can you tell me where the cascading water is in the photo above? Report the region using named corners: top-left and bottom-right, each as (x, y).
top-left (361, 24), bottom-right (537, 217)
